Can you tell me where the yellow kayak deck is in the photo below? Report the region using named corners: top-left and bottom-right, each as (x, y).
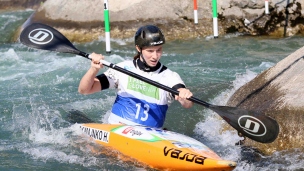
top-left (79, 123), bottom-right (236, 171)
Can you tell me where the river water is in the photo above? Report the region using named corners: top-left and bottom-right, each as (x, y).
top-left (0, 10), bottom-right (303, 171)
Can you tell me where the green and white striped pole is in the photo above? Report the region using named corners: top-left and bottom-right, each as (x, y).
top-left (104, 0), bottom-right (111, 53)
top-left (212, 0), bottom-right (218, 38)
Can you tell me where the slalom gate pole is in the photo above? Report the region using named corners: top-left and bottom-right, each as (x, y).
top-left (212, 0), bottom-right (218, 38)
top-left (265, 0), bottom-right (269, 14)
top-left (193, 0), bottom-right (198, 24)
top-left (104, 0), bottom-right (111, 53)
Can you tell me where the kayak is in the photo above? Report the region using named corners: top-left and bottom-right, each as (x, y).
top-left (79, 123), bottom-right (236, 170)
top-left (79, 123), bottom-right (237, 171)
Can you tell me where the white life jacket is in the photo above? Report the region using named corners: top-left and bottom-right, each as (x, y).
top-left (105, 60), bottom-right (185, 128)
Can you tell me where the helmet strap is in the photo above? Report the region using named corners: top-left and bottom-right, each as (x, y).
top-left (139, 49), bottom-right (151, 71)
top-left (137, 48), bottom-right (161, 72)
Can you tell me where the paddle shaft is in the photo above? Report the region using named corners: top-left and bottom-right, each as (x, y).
top-left (78, 51), bottom-right (211, 107)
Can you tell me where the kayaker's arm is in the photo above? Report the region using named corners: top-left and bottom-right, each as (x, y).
top-left (78, 53), bottom-right (104, 95)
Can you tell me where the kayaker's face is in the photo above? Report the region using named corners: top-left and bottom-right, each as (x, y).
top-left (137, 45), bottom-right (163, 67)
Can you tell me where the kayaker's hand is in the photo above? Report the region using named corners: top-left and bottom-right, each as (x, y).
top-left (176, 88), bottom-right (192, 99)
top-left (90, 52), bottom-right (104, 70)
top-left (175, 88), bottom-right (193, 108)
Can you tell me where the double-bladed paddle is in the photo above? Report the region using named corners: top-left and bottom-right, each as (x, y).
top-left (19, 23), bottom-right (279, 143)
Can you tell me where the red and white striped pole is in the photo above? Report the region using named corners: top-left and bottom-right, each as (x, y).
top-left (265, 0), bottom-right (269, 14)
top-left (193, 0), bottom-right (198, 24)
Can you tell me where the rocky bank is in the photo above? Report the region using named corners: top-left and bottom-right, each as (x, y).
top-left (9, 0), bottom-right (304, 42)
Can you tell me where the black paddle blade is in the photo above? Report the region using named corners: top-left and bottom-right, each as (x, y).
top-left (20, 23), bottom-right (81, 55)
top-left (210, 106), bottom-right (279, 143)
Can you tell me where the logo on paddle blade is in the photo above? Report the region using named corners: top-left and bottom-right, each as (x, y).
top-left (238, 115), bottom-right (267, 136)
top-left (28, 28), bottom-right (53, 45)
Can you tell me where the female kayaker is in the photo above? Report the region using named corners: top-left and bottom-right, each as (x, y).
top-left (78, 25), bottom-right (193, 128)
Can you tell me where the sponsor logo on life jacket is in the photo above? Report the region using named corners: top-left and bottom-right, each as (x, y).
top-left (164, 146), bottom-right (206, 165)
top-left (80, 126), bottom-right (110, 143)
top-left (28, 28), bottom-right (54, 45)
top-left (238, 115), bottom-right (267, 136)
top-left (127, 77), bottom-right (159, 100)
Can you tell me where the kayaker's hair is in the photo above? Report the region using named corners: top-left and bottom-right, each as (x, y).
top-left (134, 52), bottom-right (140, 60)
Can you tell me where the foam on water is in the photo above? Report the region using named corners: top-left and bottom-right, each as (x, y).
top-left (0, 45), bottom-right (117, 168)
top-left (2, 47), bottom-right (123, 167)
top-left (0, 14), bottom-right (22, 30)
top-left (205, 32), bottom-right (245, 40)
top-left (7, 99), bottom-right (112, 169)
top-left (62, 97), bottom-right (114, 112)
